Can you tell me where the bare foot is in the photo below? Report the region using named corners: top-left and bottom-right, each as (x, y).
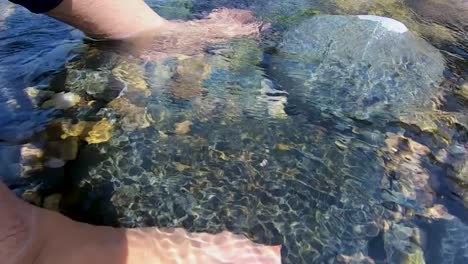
top-left (0, 182), bottom-right (281, 264)
top-left (127, 8), bottom-right (264, 58)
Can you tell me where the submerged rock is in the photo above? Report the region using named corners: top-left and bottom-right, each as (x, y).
top-left (107, 97), bottom-right (153, 130)
top-left (405, 0), bottom-right (468, 32)
top-left (174, 120), bottom-right (193, 135)
top-left (271, 15), bottom-right (445, 120)
top-left (22, 189), bottom-right (42, 206)
top-left (437, 217), bottom-right (468, 263)
top-left (41, 92), bottom-right (82, 110)
top-left (84, 119), bottom-right (114, 144)
top-left (146, 0), bottom-right (194, 20)
top-left (170, 55), bottom-right (210, 99)
top-left (24, 86), bottom-right (55, 107)
top-left (61, 115), bottom-right (386, 263)
top-left (249, 0), bottom-right (324, 28)
top-left (334, 0), bottom-right (459, 45)
top-left (20, 144), bottom-right (45, 177)
top-left (336, 252), bottom-right (375, 264)
top-left (43, 193), bottom-right (62, 211)
top-left (384, 222), bottom-right (426, 264)
top-left (380, 133), bottom-right (435, 211)
top-left (112, 61), bottom-right (150, 96)
top-left (51, 118), bottom-right (114, 144)
top-left (45, 137), bottom-right (79, 161)
top-left (0, 2), bottom-right (15, 29)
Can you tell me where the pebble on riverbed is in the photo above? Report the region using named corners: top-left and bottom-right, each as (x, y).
top-left (41, 92), bottom-right (82, 110)
top-left (175, 120), bottom-right (193, 135)
top-left (24, 86), bottom-right (55, 107)
top-left (49, 118), bottom-right (114, 144)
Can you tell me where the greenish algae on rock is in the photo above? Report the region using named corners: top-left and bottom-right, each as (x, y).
top-left (333, 0), bottom-right (459, 45)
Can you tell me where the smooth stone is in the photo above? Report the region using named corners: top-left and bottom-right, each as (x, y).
top-left (24, 86), bottom-right (55, 107)
top-left (45, 158), bottom-right (66, 168)
top-left (271, 15), bottom-right (445, 120)
top-left (45, 137), bottom-right (79, 161)
top-left (84, 119), bottom-right (114, 144)
top-left (22, 190), bottom-right (42, 206)
top-left (20, 143), bottom-right (44, 177)
top-left (384, 223), bottom-right (426, 264)
top-left (43, 193), bottom-right (62, 211)
top-left (107, 98), bottom-right (152, 130)
top-left (52, 119), bottom-right (114, 144)
top-left (336, 252), bottom-right (375, 264)
top-left (41, 92), bottom-right (81, 110)
top-left (0, 2), bottom-right (15, 29)
top-left (175, 120), bottom-right (193, 135)
top-left (0, 144), bottom-right (44, 180)
top-left (357, 15), bottom-right (408, 33)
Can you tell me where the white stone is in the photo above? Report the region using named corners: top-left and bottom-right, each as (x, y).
top-left (357, 15), bottom-right (408, 33)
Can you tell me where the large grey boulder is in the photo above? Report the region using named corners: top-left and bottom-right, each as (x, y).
top-left (271, 15), bottom-right (445, 120)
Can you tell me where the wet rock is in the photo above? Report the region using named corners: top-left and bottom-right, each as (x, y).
top-left (174, 162), bottom-right (191, 172)
top-left (405, 0), bottom-right (468, 31)
top-left (257, 79), bottom-right (288, 119)
top-left (271, 15), bottom-right (445, 120)
top-left (20, 144), bottom-right (44, 177)
top-left (43, 193), bottom-right (62, 211)
top-left (0, 2), bottom-right (15, 29)
top-left (22, 190), bottom-right (42, 206)
top-left (336, 252), bottom-right (375, 264)
top-left (399, 111), bottom-right (467, 142)
top-left (146, 0), bottom-right (194, 20)
top-left (62, 116), bottom-right (386, 262)
top-left (107, 97), bottom-right (152, 130)
top-left (170, 55), bottom-right (210, 99)
top-left (65, 68), bottom-right (113, 100)
top-left (24, 86), bottom-right (55, 107)
top-left (250, 0), bottom-right (323, 27)
top-left (45, 158), bottom-right (66, 168)
top-left (438, 217), bottom-right (468, 264)
top-left (85, 119), bottom-right (114, 144)
top-left (455, 82), bottom-right (468, 101)
top-left (334, 0), bottom-right (458, 45)
top-left (58, 120), bottom-right (92, 139)
top-left (384, 223), bottom-right (426, 264)
top-left (422, 204), bottom-right (454, 220)
top-left (381, 133), bottom-right (435, 209)
top-left (112, 61), bottom-right (150, 96)
top-left (45, 137), bottom-right (79, 161)
top-left (41, 92), bottom-right (82, 110)
top-left (52, 119), bottom-right (114, 144)
top-left (175, 120), bottom-right (192, 135)
top-left (402, 246), bottom-right (425, 264)
top-left (193, 39), bottom-right (287, 120)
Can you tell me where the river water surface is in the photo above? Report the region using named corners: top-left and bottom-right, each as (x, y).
top-left (0, 1), bottom-right (467, 263)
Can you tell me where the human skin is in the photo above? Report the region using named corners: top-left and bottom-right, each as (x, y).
top-left (0, 182), bottom-right (281, 264)
top-left (2, 1), bottom-right (280, 263)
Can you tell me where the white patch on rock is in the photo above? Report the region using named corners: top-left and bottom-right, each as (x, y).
top-left (41, 92), bottom-right (81, 110)
top-left (357, 15), bottom-right (408, 33)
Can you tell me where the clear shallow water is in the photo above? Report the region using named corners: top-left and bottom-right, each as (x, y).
top-left (0, 1), bottom-right (467, 263)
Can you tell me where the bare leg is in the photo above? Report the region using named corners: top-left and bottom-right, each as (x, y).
top-left (47, 0), bottom-right (168, 39)
top-left (47, 0), bottom-right (261, 42)
top-left (1, 182), bottom-right (281, 264)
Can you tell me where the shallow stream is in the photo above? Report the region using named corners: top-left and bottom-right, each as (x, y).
top-left (0, 1), bottom-right (467, 263)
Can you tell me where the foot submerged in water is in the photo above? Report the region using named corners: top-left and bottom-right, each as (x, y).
top-left (125, 8), bottom-right (265, 58)
top-left (1, 182), bottom-right (281, 264)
